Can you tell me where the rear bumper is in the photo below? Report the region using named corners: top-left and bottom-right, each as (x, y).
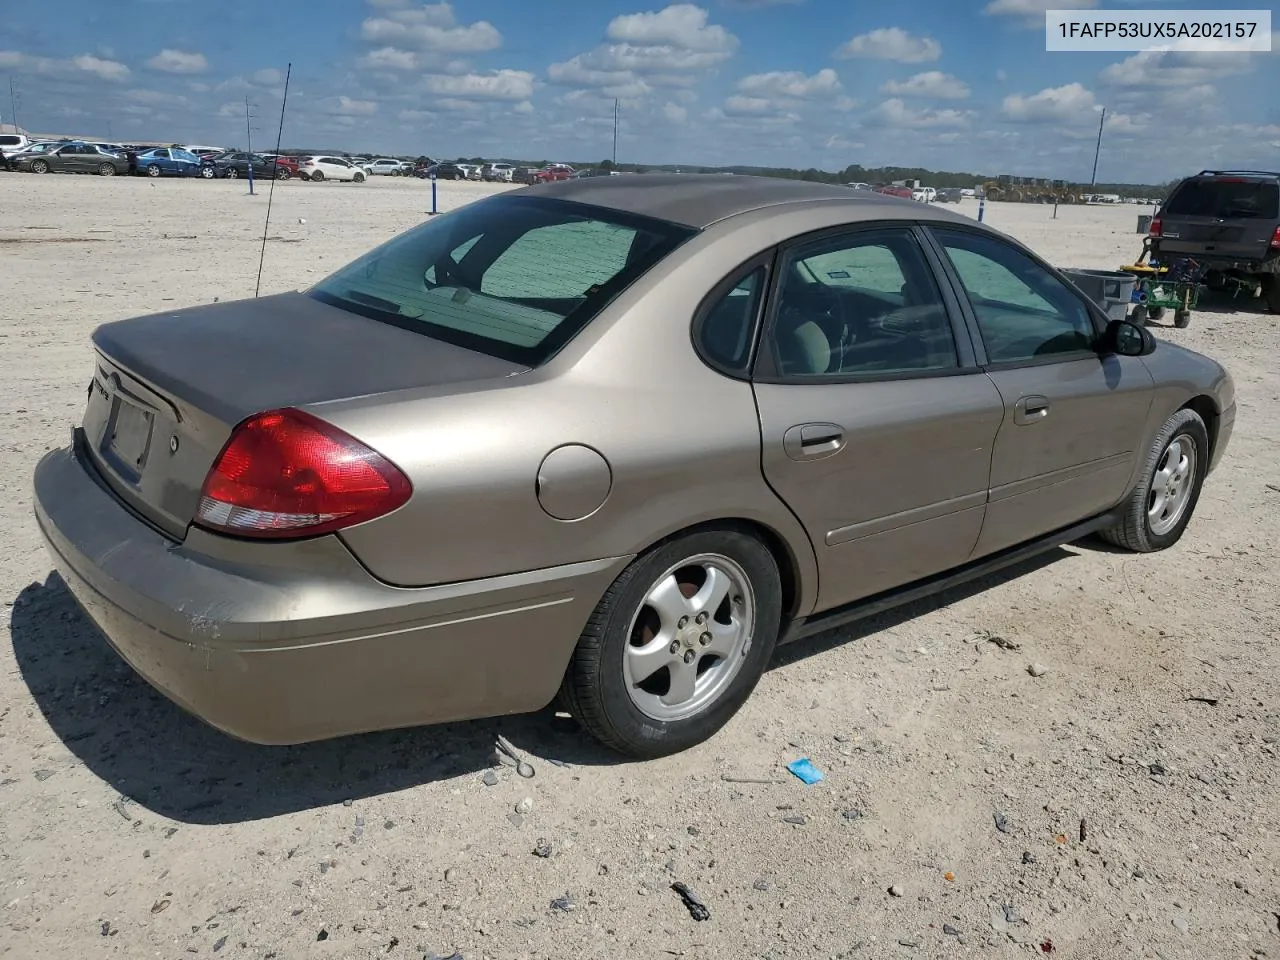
top-left (1151, 244), bottom-right (1280, 274)
top-left (32, 439), bottom-right (629, 745)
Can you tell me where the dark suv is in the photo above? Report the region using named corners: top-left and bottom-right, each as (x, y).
top-left (1150, 169), bottom-right (1280, 313)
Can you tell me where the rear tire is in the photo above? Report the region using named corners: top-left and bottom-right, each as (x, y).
top-left (1097, 408), bottom-right (1208, 553)
top-left (311, 170), bottom-right (324, 181)
top-left (97, 163), bottom-right (115, 176)
top-left (31, 159), bottom-right (49, 174)
top-left (226, 167), bottom-right (239, 179)
top-left (1173, 308), bottom-right (1191, 328)
top-left (1146, 305), bottom-right (1165, 322)
top-left (1264, 276), bottom-right (1280, 315)
top-left (147, 164), bottom-right (161, 178)
top-left (199, 165), bottom-right (215, 179)
top-left (353, 172), bottom-right (365, 183)
top-left (560, 527), bottom-right (782, 759)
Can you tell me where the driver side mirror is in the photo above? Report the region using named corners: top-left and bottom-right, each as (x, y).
top-left (1104, 318), bottom-right (1156, 357)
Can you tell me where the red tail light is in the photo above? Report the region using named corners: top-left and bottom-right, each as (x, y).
top-left (195, 408), bottom-right (412, 539)
top-left (1271, 226), bottom-right (1280, 249)
top-left (1148, 216), bottom-right (1162, 237)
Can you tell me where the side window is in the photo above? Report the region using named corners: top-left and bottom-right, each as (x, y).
top-left (933, 228), bottom-right (1095, 364)
top-left (480, 221), bottom-right (637, 299)
top-left (696, 266), bottom-right (765, 374)
top-left (770, 229), bottom-right (958, 379)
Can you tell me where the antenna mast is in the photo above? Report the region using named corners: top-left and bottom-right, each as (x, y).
top-left (254, 64), bottom-right (293, 299)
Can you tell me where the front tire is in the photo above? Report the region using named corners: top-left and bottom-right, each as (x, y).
top-left (1098, 408), bottom-right (1208, 553)
top-left (147, 164), bottom-right (162, 178)
top-left (226, 167), bottom-right (239, 179)
top-left (31, 159), bottom-right (50, 174)
top-left (560, 528), bottom-right (782, 758)
top-left (200, 165), bottom-right (215, 179)
top-left (97, 163), bottom-right (116, 176)
top-left (311, 170), bottom-right (324, 181)
top-left (353, 172), bottom-right (365, 183)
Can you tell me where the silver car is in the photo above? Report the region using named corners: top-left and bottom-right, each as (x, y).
top-left (32, 175), bottom-right (1235, 757)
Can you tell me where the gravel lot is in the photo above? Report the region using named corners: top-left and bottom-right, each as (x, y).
top-left (2, 174), bottom-right (1278, 960)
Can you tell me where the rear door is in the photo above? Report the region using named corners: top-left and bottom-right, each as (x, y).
top-left (925, 225), bottom-right (1155, 558)
top-left (751, 224), bottom-right (1004, 612)
top-left (1158, 175), bottom-right (1279, 262)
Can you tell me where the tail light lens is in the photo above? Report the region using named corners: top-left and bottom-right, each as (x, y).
top-left (195, 408), bottom-right (412, 539)
top-left (1148, 216), bottom-right (1162, 237)
top-left (1271, 226), bottom-right (1280, 249)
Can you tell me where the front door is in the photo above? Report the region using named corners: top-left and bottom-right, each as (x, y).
top-left (752, 225), bottom-right (1005, 612)
top-left (926, 225), bottom-right (1155, 558)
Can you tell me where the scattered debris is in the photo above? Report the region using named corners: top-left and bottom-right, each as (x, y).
top-left (782, 814), bottom-right (807, 825)
top-left (111, 798), bottom-right (133, 822)
top-left (1172, 915), bottom-right (1190, 934)
top-left (898, 939), bottom-right (919, 948)
top-left (533, 838), bottom-right (552, 859)
top-left (720, 774), bottom-right (783, 785)
top-left (507, 813), bottom-right (524, 828)
top-left (316, 928), bottom-right (329, 941)
top-left (515, 796), bottom-right (533, 815)
top-left (994, 810), bottom-right (1011, 834)
top-left (842, 809), bottom-right (862, 821)
top-left (889, 885), bottom-right (905, 898)
top-left (1003, 903), bottom-right (1023, 925)
top-left (496, 735), bottom-right (536, 779)
top-left (550, 893), bottom-right (574, 913)
top-left (1079, 818), bottom-right (1087, 843)
top-left (753, 878), bottom-right (773, 892)
top-left (1022, 851), bottom-right (1037, 865)
top-left (977, 629), bottom-right (1022, 651)
top-left (786, 758), bottom-right (824, 785)
top-left (1187, 696), bottom-right (1220, 706)
top-left (943, 872), bottom-right (954, 882)
top-left (213, 935), bottom-right (228, 953)
top-left (481, 770), bottom-right (498, 787)
top-left (151, 899), bottom-right (171, 914)
top-left (1149, 763), bottom-right (1168, 776)
top-left (1041, 939), bottom-right (1055, 953)
top-left (1028, 663), bottom-right (1049, 677)
top-left (33, 769), bottom-right (56, 782)
top-left (671, 882), bottom-right (710, 921)
top-left (352, 813), bottom-right (365, 842)
top-left (943, 924), bottom-right (960, 936)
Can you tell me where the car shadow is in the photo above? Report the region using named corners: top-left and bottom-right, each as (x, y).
top-left (13, 546), bottom-right (1076, 824)
top-left (8, 573), bottom-right (623, 825)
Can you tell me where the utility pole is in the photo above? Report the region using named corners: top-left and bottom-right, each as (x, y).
top-left (1091, 106), bottom-right (1106, 186)
top-left (8, 77), bottom-right (20, 134)
top-left (245, 97), bottom-right (258, 195)
top-left (612, 98), bottom-right (618, 166)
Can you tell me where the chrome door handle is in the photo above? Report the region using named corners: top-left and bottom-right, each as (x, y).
top-left (1013, 395), bottom-right (1050, 425)
top-left (783, 423), bottom-right (846, 460)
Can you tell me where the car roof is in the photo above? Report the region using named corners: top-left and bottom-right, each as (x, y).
top-left (519, 173), bottom-right (969, 229)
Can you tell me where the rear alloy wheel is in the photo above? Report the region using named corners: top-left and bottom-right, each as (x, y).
top-left (97, 163), bottom-right (116, 176)
top-left (226, 167), bottom-right (239, 179)
top-left (353, 172), bottom-right (365, 183)
top-left (311, 170), bottom-right (325, 182)
top-left (31, 159), bottom-right (50, 174)
top-left (200, 165), bottom-right (216, 179)
top-left (147, 164), bottom-right (161, 178)
top-left (276, 168), bottom-right (291, 180)
top-left (1098, 408), bottom-right (1208, 553)
top-left (560, 528), bottom-right (782, 758)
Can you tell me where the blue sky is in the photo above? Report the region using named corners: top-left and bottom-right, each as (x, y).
top-left (1, 0), bottom-right (1277, 182)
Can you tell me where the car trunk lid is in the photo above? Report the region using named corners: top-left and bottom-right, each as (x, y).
top-left (1156, 175), bottom-right (1279, 262)
top-left (81, 291), bottom-right (528, 540)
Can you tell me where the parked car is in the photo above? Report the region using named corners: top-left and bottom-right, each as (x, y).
top-left (454, 163), bottom-right (481, 181)
top-left (364, 158), bottom-right (404, 176)
top-left (510, 166), bottom-right (539, 185)
top-left (203, 151), bottom-right (293, 180)
top-left (32, 174), bottom-right (1235, 759)
top-left (0, 132), bottom-right (30, 159)
top-left (425, 161), bottom-right (465, 180)
top-left (133, 147), bottom-right (204, 178)
top-left (569, 168), bottom-right (618, 180)
top-left (1148, 169), bottom-right (1280, 313)
top-left (296, 155), bottom-right (366, 182)
top-left (182, 145), bottom-right (226, 158)
top-left (531, 164), bottom-right (574, 183)
top-left (10, 141), bottom-right (129, 176)
top-left (258, 154), bottom-right (301, 179)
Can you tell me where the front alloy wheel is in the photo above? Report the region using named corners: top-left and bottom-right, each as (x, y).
top-left (561, 528), bottom-right (782, 758)
top-left (1098, 408), bottom-right (1208, 552)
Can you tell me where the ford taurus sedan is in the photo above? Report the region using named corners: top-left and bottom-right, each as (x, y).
top-left (32, 175), bottom-right (1235, 758)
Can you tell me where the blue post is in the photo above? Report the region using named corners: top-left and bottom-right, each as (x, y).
top-left (978, 196), bottom-right (986, 223)
top-left (247, 161), bottom-right (255, 196)
top-left (429, 174), bottom-right (438, 215)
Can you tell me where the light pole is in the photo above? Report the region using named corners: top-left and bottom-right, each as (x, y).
top-left (612, 98), bottom-right (618, 166)
top-left (1091, 105), bottom-right (1106, 186)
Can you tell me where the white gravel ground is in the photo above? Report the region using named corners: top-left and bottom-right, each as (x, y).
top-left (1, 173), bottom-right (1278, 960)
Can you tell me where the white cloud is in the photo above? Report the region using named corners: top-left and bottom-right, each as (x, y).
top-left (869, 98), bottom-right (972, 129)
top-left (325, 95), bottom-right (378, 116)
top-left (607, 3), bottom-right (736, 52)
top-left (663, 101), bottom-right (688, 123)
top-left (548, 3), bottom-right (737, 92)
top-left (361, 46), bottom-right (421, 70)
top-left (147, 49), bottom-right (208, 74)
top-left (359, 2), bottom-right (501, 53)
top-left (1002, 82), bottom-right (1099, 122)
top-left (984, 0), bottom-right (1096, 27)
top-left (0, 50), bottom-right (131, 82)
top-left (1099, 49), bottom-right (1253, 89)
top-left (251, 68), bottom-right (284, 86)
top-left (424, 69), bottom-right (535, 101)
top-left (834, 27), bottom-right (941, 63)
top-left (996, 69), bottom-right (1008, 81)
top-left (736, 68), bottom-right (840, 99)
top-left (880, 71), bottom-right (970, 99)
top-left (721, 0), bottom-right (802, 7)
top-left (724, 95), bottom-right (773, 115)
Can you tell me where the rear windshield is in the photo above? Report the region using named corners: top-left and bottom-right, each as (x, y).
top-left (308, 194), bottom-right (696, 366)
top-left (0, 136), bottom-right (22, 147)
top-left (1165, 178), bottom-right (1280, 219)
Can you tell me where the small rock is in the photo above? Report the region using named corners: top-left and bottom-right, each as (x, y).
top-left (753, 878), bottom-right (773, 892)
top-left (943, 924), bottom-right (960, 936)
top-left (1172, 915), bottom-right (1190, 934)
top-left (1149, 763), bottom-right (1167, 776)
top-left (516, 797), bottom-right (533, 815)
top-left (533, 839), bottom-right (552, 859)
top-left (994, 810), bottom-right (1011, 834)
top-left (782, 815), bottom-right (806, 825)
top-left (842, 809), bottom-right (862, 821)
top-left (898, 939), bottom-right (919, 948)
top-left (1022, 851), bottom-right (1037, 865)
top-left (481, 770), bottom-right (499, 787)
top-left (444, 868), bottom-right (456, 883)
top-left (213, 935), bottom-right (228, 953)
top-left (34, 769), bottom-right (56, 782)
top-left (507, 813), bottom-right (524, 828)
top-left (889, 885), bottom-right (905, 898)
top-left (550, 893), bottom-right (574, 913)
top-left (1003, 903), bottom-right (1022, 924)
top-left (342, 799), bottom-right (353, 807)
top-left (687, 826), bottom-right (700, 837)
top-left (1028, 663), bottom-right (1049, 677)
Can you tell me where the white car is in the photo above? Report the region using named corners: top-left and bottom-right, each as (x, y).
top-left (456, 163), bottom-right (483, 181)
top-left (485, 162), bottom-right (515, 182)
top-left (296, 155), bottom-right (367, 183)
top-left (367, 158), bottom-right (407, 176)
top-left (1, 133), bottom-right (31, 158)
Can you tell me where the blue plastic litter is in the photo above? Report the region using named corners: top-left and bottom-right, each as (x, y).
top-left (786, 758), bottom-right (824, 785)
